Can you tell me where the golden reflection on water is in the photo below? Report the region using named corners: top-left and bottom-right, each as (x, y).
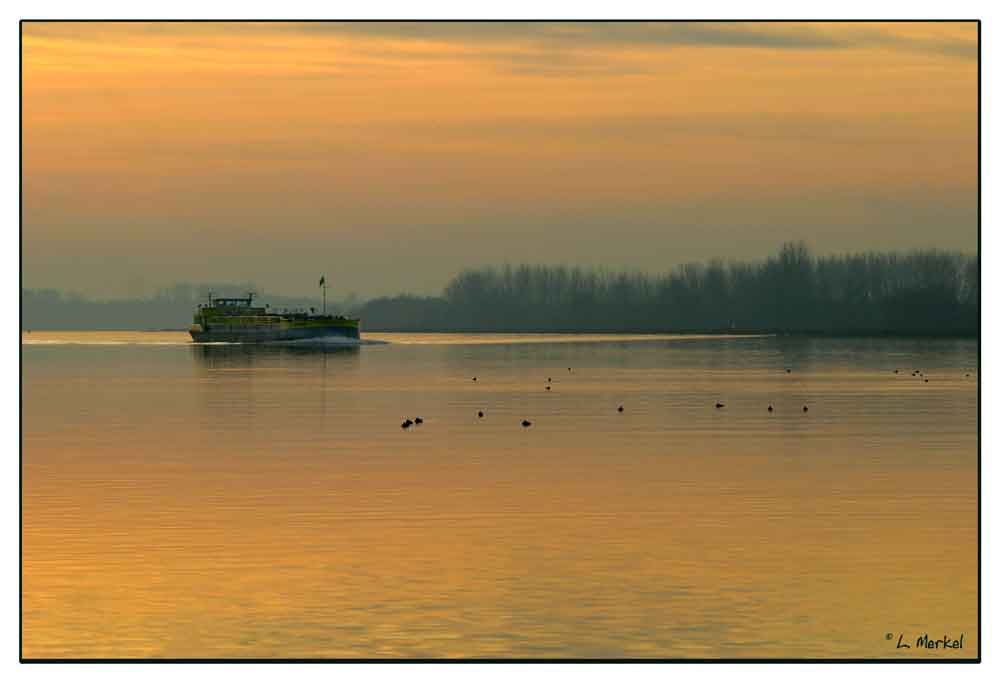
top-left (22, 333), bottom-right (977, 658)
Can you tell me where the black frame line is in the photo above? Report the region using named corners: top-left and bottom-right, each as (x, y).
top-left (17, 17), bottom-right (983, 665)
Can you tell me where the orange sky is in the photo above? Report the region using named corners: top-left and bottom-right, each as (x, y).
top-left (22, 22), bottom-right (978, 299)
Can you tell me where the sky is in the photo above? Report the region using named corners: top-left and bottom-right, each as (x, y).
top-left (21, 21), bottom-right (978, 300)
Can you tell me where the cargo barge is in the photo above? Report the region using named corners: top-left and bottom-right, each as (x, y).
top-left (189, 292), bottom-right (360, 343)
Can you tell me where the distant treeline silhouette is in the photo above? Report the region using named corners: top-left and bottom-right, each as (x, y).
top-left (356, 243), bottom-right (978, 336)
top-left (21, 283), bottom-right (359, 331)
top-left (22, 244), bottom-right (978, 336)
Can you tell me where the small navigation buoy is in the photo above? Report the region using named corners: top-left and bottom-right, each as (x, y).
top-left (414, 417), bottom-right (423, 424)
top-left (802, 406), bottom-right (808, 413)
top-left (401, 419), bottom-right (413, 429)
top-left (478, 410), bottom-right (484, 418)
top-left (715, 402), bottom-right (725, 409)
top-left (767, 405), bottom-right (773, 412)
top-left (617, 405), bottom-right (624, 412)
top-left (521, 420), bottom-right (532, 427)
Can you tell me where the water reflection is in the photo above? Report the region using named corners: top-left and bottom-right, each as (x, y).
top-left (191, 342), bottom-right (361, 369)
top-left (23, 334), bottom-right (978, 658)
top-left (191, 344), bottom-right (362, 433)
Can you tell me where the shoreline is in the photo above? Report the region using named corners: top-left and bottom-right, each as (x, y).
top-left (21, 328), bottom-right (978, 341)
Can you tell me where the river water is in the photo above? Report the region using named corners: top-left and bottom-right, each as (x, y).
top-left (21, 331), bottom-right (978, 658)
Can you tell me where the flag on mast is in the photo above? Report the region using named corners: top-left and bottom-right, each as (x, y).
top-left (319, 276), bottom-right (325, 287)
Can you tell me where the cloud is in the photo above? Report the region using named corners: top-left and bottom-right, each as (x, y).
top-left (21, 21), bottom-right (976, 84)
top-left (851, 26), bottom-right (978, 60)
top-left (24, 21), bottom-right (977, 58)
top-left (275, 21), bottom-right (843, 48)
top-left (251, 21), bottom-right (977, 58)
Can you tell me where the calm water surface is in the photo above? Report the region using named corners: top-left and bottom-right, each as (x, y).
top-left (22, 331), bottom-right (978, 658)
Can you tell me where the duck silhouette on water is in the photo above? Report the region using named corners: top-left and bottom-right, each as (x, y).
top-left (521, 419), bottom-right (532, 427)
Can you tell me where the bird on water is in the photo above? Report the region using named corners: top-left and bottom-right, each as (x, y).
top-left (478, 411), bottom-right (484, 418)
top-left (401, 419), bottom-right (413, 429)
top-left (715, 402), bottom-right (725, 409)
top-left (768, 405), bottom-right (773, 412)
top-left (522, 420), bottom-right (532, 427)
top-left (414, 417), bottom-right (423, 424)
top-left (618, 406), bottom-right (624, 412)
top-left (802, 406), bottom-right (809, 413)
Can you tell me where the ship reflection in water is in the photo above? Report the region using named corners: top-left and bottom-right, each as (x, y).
top-left (192, 340), bottom-right (362, 366)
top-left (191, 341), bottom-right (363, 432)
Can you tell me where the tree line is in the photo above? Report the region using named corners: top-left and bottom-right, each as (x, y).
top-left (22, 244), bottom-right (978, 336)
top-left (355, 243), bottom-right (978, 336)
top-left (21, 283), bottom-right (357, 331)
